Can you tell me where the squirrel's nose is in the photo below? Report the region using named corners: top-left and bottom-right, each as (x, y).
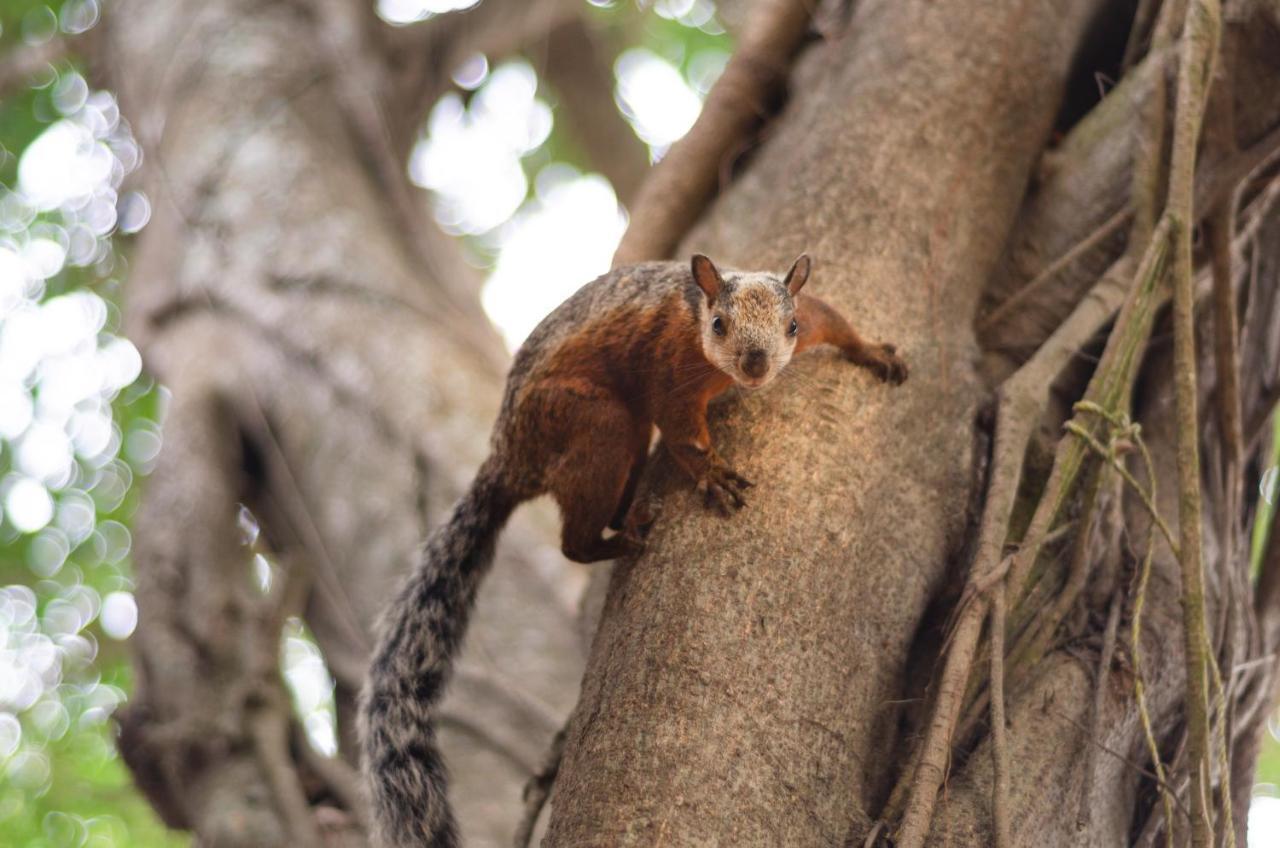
top-left (741, 349), bottom-right (768, 379)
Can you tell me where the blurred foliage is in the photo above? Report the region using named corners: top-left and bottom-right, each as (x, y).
top-left (0, 0), bottom-right (186, 843)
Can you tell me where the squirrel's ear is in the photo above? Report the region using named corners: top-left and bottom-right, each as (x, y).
top-left (784, 254), bottom-right (811, 295)
top-left (691, 254), bottom-right (722, 302)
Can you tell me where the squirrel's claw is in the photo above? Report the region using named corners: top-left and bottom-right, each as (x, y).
top-left (624, 500), bottom-right (660, 539)
top-left (865, 343), bottom-right (908, 385)
top-left (698, 466), bottom-right (749, 515)
top-left (618, 533), bottom-right (647, 557)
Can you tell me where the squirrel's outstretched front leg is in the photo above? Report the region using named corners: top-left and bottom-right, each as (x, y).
top-left (795, 294), bottom-right (909, 384)
top-left (656, 392), bottom-right (753, 515)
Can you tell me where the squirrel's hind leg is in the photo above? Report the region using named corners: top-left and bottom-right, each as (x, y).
top-left (607, 424), bottom-right (654, 532)
top-left (549, 399), bottom-right (647, 564)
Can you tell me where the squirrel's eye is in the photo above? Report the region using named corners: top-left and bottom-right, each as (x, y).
top-left (789, 318), bottom-right (799, 336)
top-left (712, 316), bottom-right (727, 336)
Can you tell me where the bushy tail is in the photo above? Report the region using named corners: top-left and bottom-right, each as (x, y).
top-left (360, 457), bottom-right (517, 848)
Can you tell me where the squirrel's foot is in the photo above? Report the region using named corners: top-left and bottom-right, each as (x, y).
top-left (697, 465), bottom-right (753, 515)
top-left (624, 499), bottom-right (660, 539)
top-left (852, 343), bottom-right (908, 385)
top-left (617, 533), bottom-right (646, 558)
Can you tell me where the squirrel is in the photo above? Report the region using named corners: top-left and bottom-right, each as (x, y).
top-left (359, 254), bottom-right (907, 847)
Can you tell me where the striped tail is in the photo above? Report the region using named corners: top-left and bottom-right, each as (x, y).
top-left (360, 457), bottom-right (517, 847)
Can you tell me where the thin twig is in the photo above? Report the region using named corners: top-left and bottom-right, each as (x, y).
top-left (1122, 0), bottom-right (1168, 71)
top-left (989, 585), bottom-right (1011, 848)
top-left (1206, 650), bottom-right (1236, 848)
top-left (1165, 2), bottom-right (1223, 845)
top-left (1006, 462), bottom-right (1108, 679)
top-left (978, 206), bottom-right (1132, 335)
top-left (1134, 525), bottom-right (1176, 848)
top-left (514, 726), bottom-right (567, 848)
top-left (1064, 419), bottom-right (1179, 556)
top-left (290, 720), bottom-right (368, 827)
top-left (1116, 408), bottom-right (1178, 848)
top-left (1131, 0), bottom-right (1185, 244)
top-left (435, 713), bottom-right (541, 775)
top-left (1207, 192), bottom-right (1246, 848)
top-left (890, 237), bottom-right (1168, 844)
top-left (249, 707), bottom-right (323, 846)
top-left (1003, 223), bottom-right (1173, 612)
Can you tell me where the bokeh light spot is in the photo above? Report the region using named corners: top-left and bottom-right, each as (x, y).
top-left (116, 191), bottom-right (150, 234)
top-left (376, 0), bottom-right (480, 25)
top-left (482, 171), bottom-right (626, 349)
top-left (42, 810), bottom-right (86, 847)
top-left (452, 53), bottom-right (489, 90)
top-left (282, 620), bottom-right (338, 757)
top-left (28, 528), bottom-right (70, 578)
top-left (29, 700), bottom-right (71, 743)
top-left (1252, 793), bottom-right (1280, 846)
top-left (5, 750), bottom-right (51, 793)
top-left (18, 121), bottom-right (114, 212)
top-left (614, 48), bottom-right (702, 154)
top-left (0, 713), bottom-right (21, 758)
top-left (60, 0), bottom-right (101, 35)
top-left (410, 61), bottom-right (551, 235)
top-left (99, 592), bottom-right (136, 641)
top-left (21, 6), bottom-right (58, 45)
top-left (4, 476), bottom-right (55, 533)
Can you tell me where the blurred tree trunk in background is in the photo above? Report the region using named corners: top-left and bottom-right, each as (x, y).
top-left (98, 0), bottom-right (635, 844)
top-left (96, 0), bottom-right (1280, 846)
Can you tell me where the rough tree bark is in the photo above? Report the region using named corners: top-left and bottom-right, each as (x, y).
top-left (545, 1), bottom-right (1280, 847)
top-left (547, 0), bottom-right (1104, 841)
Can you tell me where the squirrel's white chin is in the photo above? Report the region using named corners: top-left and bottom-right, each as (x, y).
top-left (736, 373), bottom-right (773, 389)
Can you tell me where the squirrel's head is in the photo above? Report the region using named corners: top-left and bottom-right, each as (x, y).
top-left (691, 253), bottom-right (810, 389)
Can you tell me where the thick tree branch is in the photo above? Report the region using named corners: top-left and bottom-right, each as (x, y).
top-left (107, 1), bottom-right (584, 844)
top-left (610, 0), bottom-right (814, 265)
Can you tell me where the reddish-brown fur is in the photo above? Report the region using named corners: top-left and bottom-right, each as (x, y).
top-left (488, 256), bottom-right (907, 563)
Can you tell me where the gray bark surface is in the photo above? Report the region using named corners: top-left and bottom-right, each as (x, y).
top-left (546, 1), bottom-right (1111, 844)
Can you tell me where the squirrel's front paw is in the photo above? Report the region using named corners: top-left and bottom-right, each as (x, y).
top-left (696, 465), bottom-right (753, 515)
top-left (863, 343), bottom-right (908, 385)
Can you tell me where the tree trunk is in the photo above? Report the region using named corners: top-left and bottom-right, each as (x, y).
top-left (104, 1), bottom-right (592, 845)
top-left (546, 1), bottom-right (1280, 846)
